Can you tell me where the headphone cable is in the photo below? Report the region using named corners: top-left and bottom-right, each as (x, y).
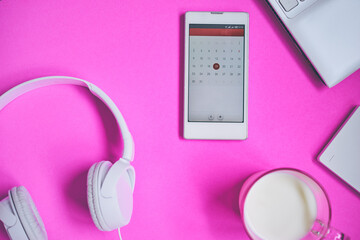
top-left (118, 228), bottom-right (123, 240)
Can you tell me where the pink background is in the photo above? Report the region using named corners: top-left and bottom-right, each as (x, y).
top-left (0, 0), bottom-right (359, 239)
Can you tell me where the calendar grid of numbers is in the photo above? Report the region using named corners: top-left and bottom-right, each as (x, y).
top-left (188, 24), bottom-right (245, 123)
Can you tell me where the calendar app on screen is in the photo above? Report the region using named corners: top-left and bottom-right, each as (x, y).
top-left (188, 24), bottom-right (245, 123)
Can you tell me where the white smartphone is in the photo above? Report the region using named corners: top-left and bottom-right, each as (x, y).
top-left (183, 12), bottom-right (249, 140)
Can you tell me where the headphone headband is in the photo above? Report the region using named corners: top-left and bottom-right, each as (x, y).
top-left (0, 76), bottom-right (134, 162)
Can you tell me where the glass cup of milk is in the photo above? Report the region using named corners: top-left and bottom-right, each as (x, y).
top-left (239, 168), bottom-right (347, 240)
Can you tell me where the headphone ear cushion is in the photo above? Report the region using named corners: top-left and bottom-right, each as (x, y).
top-left (10, 186), bottom-right (48, 240)
top-left (87, 161), bottom-right (112, 231)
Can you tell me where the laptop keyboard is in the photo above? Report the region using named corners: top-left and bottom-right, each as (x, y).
top-left (276, 0), bottom-right (319, 18)
top-left (279, 0), bottom-right (299, 12)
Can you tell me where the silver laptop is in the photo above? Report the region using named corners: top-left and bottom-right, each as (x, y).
top-left (266, 0), bottom-right (360, 88)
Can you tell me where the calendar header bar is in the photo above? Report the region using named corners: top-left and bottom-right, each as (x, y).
top-left (190, 24), bottom-right (244, 36)
top-left (189, 28), bottom-right (244, 36)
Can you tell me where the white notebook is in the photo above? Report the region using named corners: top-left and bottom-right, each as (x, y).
top-left (318, 106), bottom-right (360, 193)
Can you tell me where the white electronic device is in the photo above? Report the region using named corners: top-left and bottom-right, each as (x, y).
top-left (318, 106), bottom-right (360, 193)
top-left (183, 12), bottom-right (249, 140)
top-left (0, 76), bottom-right (135, 239)
top-left (266, 0), bottom-right (360, 88)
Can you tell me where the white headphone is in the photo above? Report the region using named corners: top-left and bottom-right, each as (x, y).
top-left (0, 76), bottom-right (135, 240)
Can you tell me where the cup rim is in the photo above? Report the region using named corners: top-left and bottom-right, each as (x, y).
top-left (240, 167), bottom-right (332, 240)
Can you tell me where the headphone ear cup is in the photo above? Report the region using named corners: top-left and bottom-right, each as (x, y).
top-left (9, 186), bottom-right (48, 240)
top-left (115, 167), bottom-right (134, 224)
top-left (87, 161), bottom-right (112, 231)
top-left (87, 160), bottom-right (134, 232)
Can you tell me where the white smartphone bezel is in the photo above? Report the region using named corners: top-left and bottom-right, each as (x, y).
top-left (183, 11), bottom-right (249, 140)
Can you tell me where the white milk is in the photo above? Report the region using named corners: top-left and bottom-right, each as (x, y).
top-left (244, 172), bottom-right (317, 240)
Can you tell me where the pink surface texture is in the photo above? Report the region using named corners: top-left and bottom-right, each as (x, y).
top-left (0, 0), bottom-right (359, 239)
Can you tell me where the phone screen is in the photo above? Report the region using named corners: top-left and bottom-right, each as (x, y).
top-left (188, 24), bottom-right (245, 122)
